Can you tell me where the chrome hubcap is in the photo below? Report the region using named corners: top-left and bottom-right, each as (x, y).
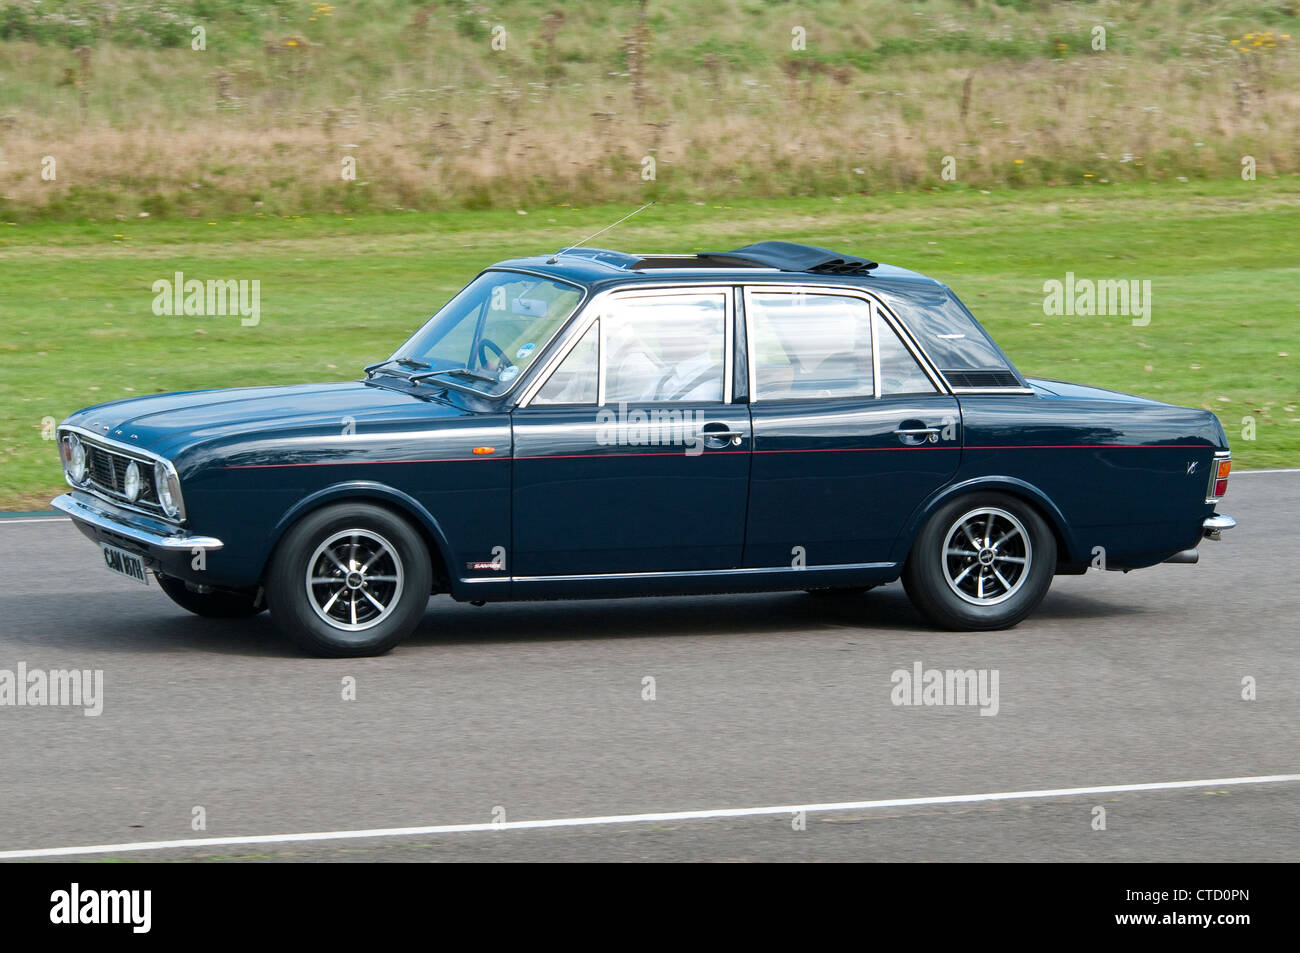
top-left (306, 530), bottom-right (404, 632)
top-left (942, 507), bottom-right (1032, 607)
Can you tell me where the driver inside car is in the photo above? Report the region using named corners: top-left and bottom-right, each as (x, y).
top-left (645, 337), bottom-right (721, 401)
top-left (641, 318), bottom-right (723, 402)
top-left (604, 318), bottom-right (662, 403)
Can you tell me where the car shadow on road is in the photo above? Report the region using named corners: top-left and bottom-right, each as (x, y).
top-left (1, 583), bottom-right (1148, 659)
top-left (403, 583), bottom-right (1149, 649)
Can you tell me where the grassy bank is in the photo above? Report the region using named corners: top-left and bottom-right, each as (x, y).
top-left (1, 179), bottom-right (1297, 508)
top-left (0, 0), bottom-right (1297, 220)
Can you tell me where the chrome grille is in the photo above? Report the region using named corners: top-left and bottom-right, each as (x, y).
top-left (81, 441), bottom-right (161, 511)
top-left (87, 445), bottom-right (117, 491)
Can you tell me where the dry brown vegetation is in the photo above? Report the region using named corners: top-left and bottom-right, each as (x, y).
top-left (0, 0), bottom-right (1297, 219)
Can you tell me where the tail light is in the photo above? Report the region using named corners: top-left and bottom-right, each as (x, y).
top-left (1207, 453), bottom-right (1230, 502)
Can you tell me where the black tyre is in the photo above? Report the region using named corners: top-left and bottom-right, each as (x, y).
top-left (265, 503), bottom-right (433, 657)
top-left (902, 493), bottom-right (1055, 630)
top-left (156, 573), bottom-right (265, 618)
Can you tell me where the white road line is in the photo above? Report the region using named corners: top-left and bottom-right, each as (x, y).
top-left (0, 517), bottom-right (68, 525)
top-left (2, 773), bottom-right (1297, 860)
top-left (1233, 467), bottom-right (1300, 475)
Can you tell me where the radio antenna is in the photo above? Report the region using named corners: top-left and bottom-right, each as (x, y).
top-left (547, 201), bottom-right (656, 264)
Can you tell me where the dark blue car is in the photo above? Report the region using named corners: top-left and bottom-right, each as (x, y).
top-left (54, 242), bottom-right (1235, 656)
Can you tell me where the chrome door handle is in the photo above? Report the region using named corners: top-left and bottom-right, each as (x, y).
top-left (701, 429), bottom-right (746, 446)
top-left (895, 427), bottom-right (940, 444)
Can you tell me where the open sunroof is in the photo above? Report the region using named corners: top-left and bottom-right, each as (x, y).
top-left (630, 241), bottom-right (878, 275)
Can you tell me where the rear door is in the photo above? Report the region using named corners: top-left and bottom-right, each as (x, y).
top-left (510, 287), bottom-right (752, 576)
top-left (741, 286), bottom-right (961, 568)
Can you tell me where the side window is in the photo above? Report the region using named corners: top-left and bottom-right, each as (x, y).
top-left (533, 321), bottom-right (598, 405)
top-left (603, 293), bottom-right (726, 403)
top-left (876, 317), bottom-right (938, 395)
top-left (748, 292), bottom-right (872, 399)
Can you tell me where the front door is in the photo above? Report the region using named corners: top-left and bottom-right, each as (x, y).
top-left (511, 288), bottom-right (752, 576)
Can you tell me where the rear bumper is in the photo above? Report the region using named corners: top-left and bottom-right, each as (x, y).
top-left (1203, 514), bottom-right (1236, 541)
top-left (52, 492), bottom-right (223, 564)
top-left (1162, 514), bottom-right (1236, 564)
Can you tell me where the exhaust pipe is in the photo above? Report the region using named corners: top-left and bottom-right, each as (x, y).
top-left (1164, 549), bottom-right (1199, 564)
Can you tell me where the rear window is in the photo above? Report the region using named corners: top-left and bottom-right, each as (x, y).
top-left (879, 285), bottom-right (1022, 386)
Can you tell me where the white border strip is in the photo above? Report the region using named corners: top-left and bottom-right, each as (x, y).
top-left (2, 773), bottom-right (1296, 860)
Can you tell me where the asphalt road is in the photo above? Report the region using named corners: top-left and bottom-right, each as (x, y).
top-left (0, 472), bottom-right (1296, 862)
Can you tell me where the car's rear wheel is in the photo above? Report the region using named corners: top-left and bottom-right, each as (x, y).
top-left (156, 573), bottom-right (265, 618)
top-left (902, 493), bottom-right (1055, 630)
top-left (265, 503), bottom-right (432, 657)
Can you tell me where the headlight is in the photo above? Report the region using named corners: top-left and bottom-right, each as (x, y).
top-left (155, 460), bottom-right (183, 520)
top-left (123, 461), bottom-right (141, 501)
top-left (64, 434), bottom-right (87, 484)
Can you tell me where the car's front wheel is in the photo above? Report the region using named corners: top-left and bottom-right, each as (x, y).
top-left (265, 503), bottom-right (433, 657)
top-left (902, 493), bottom-right (1055, 630)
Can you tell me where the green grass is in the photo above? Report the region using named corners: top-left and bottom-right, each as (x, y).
top-left (2, 178), bottom-right (1297, 508)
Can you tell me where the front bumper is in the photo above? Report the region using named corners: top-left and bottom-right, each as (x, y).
top-left (1203, 514), bottom-right (1236, 541)
top-left (52, 492), bottom-right (224, 554)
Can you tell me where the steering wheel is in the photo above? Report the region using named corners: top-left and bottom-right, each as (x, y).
top-left (665, 364), bottom-right (723, 401)
top-left (477, 337), bottom-right (513, 374)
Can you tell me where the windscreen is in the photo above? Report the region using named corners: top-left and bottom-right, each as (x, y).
top-left (394, 271), bottom-right (584, 395)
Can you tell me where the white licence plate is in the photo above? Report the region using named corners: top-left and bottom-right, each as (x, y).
top-left (101, 543), bottom-right (149, 586)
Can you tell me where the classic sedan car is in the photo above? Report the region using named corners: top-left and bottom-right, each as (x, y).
top-left (54, 241), bottom-right (1235, 656)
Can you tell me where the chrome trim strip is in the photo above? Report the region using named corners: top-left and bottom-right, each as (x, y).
top-left (596, 314), bottom-right (607, 406)
top-left (950, 387), bottom-right (1037, 395)
top-left (496, 561), bottom-right (897, 584)
top-left (59, 424), bottom-right (168, 467)
top-left (745, 290), bottom-right (758, 404)
top-left (869, 301), bottom-right (883, 399)
top-left (1203, 514), bottom-right (1236, 540)
top-left (52, 493), bottom-right (223, 551)
top-left (723, 290), bottom-right (734, 404)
